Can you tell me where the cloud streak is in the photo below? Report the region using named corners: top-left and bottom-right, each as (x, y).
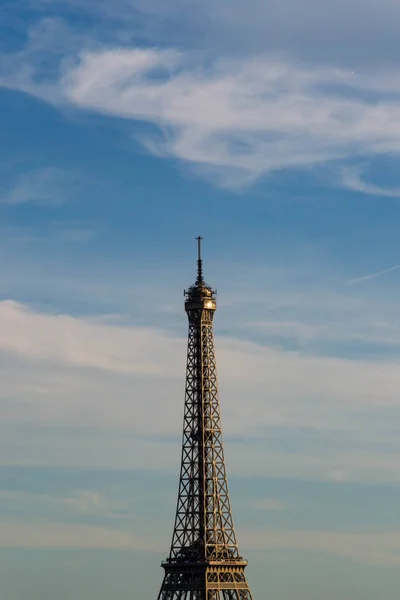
top-left (350, 264), bottom-right (400, 284)
top-left (341, 166), bottom-right (400, 198)
top-left (0, 167), bottom-right (77, 206)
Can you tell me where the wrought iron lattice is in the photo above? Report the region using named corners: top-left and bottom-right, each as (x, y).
top-left (157, 239), bottom-right (254, 600)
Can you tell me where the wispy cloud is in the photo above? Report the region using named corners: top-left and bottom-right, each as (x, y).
top-left (0, 167), bottom-right (77, 206)
top-left (59, 50), bottom-right (400, 186)
top-left (349, 264), bottom-right (400, 284)
top-left (0, 300), bottom-right (183, 376)
top-left (2, 299), bottom-right (400, 481)
top-left (4, 21), bottom-right (400, 187)
top-left (3, 298), bottom-right (400, 413)
top-left (341, 166), bottom-right (400, 198)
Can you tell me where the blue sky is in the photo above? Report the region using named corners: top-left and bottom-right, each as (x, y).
top-left (1, 0), bottom-right (400, 598)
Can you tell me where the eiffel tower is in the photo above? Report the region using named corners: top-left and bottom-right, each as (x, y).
top-left (157, 238), bottom-right (254, 600)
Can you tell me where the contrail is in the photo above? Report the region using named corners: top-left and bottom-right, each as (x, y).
top-left (350, 264), bottom-right (400, 284)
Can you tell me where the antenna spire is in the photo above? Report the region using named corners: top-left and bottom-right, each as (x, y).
top-left (196, 236), bottom-right (204, 283)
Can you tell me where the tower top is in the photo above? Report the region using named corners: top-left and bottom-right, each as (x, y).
top-left (184, 236), bottom-right (216, 312)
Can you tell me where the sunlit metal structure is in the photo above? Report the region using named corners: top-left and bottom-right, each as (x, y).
top-left (157, 238), bottom-right (254, 600)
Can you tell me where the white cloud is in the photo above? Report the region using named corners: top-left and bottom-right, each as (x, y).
top-left (0, 300), bottom-right (183, 376)
top-left (59, 48), bottom-right (400, 185)
top-left (2, 299), bottom-right (400, 481)
top-left (5, 22), bottom-right (400, 187)
top-left (52, 49), bottom-right (400, 186)
top-left (3, 298), bottom-right (400, 417)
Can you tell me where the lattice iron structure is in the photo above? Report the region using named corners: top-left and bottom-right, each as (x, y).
top-left (157, 238), bottom-right (254, 600)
